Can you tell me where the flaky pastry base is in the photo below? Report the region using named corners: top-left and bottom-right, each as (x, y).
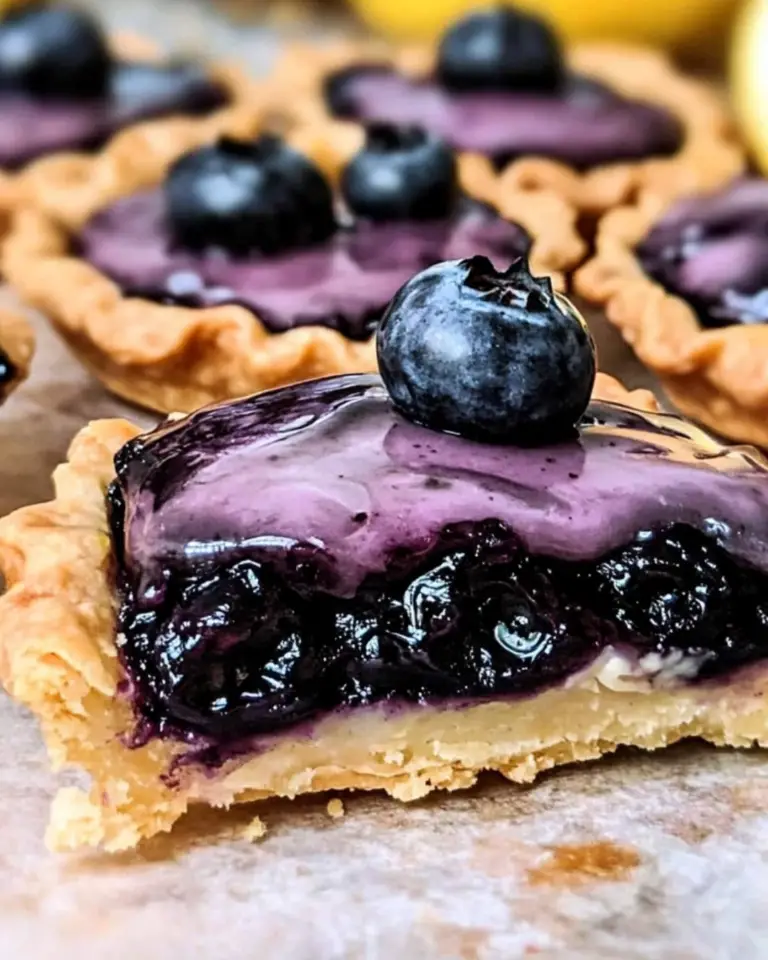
top-left (0, 309), bottom-right (34, 401)
top-left (2, 128), bottom-right (585, 414)
top-left (3, 373), bottom-right (767, 853)
top-left (266, 40), bottom-right (744, 216)
top-left (575, 192), bottom-right (768, 448)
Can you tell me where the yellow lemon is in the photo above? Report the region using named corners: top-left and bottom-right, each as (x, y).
top-left (732, 0), bottom-right (768, 173)
top-left (349, 0), bottom-right (740, 59)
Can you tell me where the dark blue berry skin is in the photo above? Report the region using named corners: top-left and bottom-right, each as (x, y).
top-left (342, 124), bottom-right (458, 222)
top-left (324, 63), bottom-right (391, 119)
top-left (110, 61), bottom-right (227, 118)
top-left (436, 6), bottom-right (564, 94)
top-left (0, 3), bottom-right (111, 99)
top-left (164, 135), bottom-right (337, 257)
top-left (376, 256), bottom-right (596, 445)
top-left (0, 347), bottom-right (16, 389)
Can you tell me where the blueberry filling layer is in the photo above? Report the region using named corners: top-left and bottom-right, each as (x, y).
top-left (110, 375), bottom-right (768, 746)
top-left (637, 178), bottom-right (768, 329)
top-left (325, 66), bottom-right (683, 169)
top-left (78, 195), bottom-right (529, 341)
top-left (0, 60), bottom-right (228, 169)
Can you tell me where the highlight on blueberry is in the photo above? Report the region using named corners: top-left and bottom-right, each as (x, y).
top-left (0, 2), bottom-right (111, 99)
top-left (164, 135), bottom-right (337, 256)
top-left (342, 124), bottom-right (458, 222)
top-left (376, 256), bottom-right (596, 445)
top-left (436, 6), bottom-right (564, 94)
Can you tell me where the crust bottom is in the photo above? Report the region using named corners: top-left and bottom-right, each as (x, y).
top-left (43, 673), bottom-right (768, 853)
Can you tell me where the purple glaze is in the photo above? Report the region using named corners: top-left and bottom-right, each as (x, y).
top-left (326, 68), bottom-right (683, 168)
top-left (116, 374), bottom-right (768, 598)
top-left (638, 178), bottom-right (768, 328)
top-left (0, 60), bottom-right (227, 169)
top-left (79, 195), bottom-right (529, 340)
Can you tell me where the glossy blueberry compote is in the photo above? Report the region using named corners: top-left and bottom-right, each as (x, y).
top-left (109, 373), bottom-right (768, 747)
top-left (0, 4), bottom-right (227, 169)
top-left (325, 8), bottom-right (682, 168)
top-left (77, 131), bottom-right (530, 340)
top-left (637, 178), bottom-right (768, 329)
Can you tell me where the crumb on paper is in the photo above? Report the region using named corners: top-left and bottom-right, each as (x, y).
top-left (326, 798), bottom-right (345, 819)
top-left (241, 815), bottom-right (268, 842)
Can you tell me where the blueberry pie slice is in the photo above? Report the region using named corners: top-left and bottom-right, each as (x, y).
top-left (269, 5), bottom-right (743, 215)
top-left (577, 177), bottom-right (768, 449)
top-left (2, 257), bottom-right (767, 854)
top-left (3, 128), bottom-right (583, 413)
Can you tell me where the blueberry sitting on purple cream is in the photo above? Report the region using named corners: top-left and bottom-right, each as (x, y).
top-left (77, 127), bottom-right (531, 339)
top-left (109, 256), bottom-right (768, 751)
top-left (377, 255), bottom-right (596, 444)
top-left (323, 5), bottom-right (683, 168)
top-left (0, 2), bottom-right (228, 169)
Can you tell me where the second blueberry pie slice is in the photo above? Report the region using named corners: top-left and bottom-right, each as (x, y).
top-left (1, 258), bottom-right (767, 853)
top-left (4, 127), bottom-right (583, 413)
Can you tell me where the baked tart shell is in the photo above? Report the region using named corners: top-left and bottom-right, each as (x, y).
top-left (2, 133), bottom-right (585, 415)
top-left (575, 192), bottom-right (768, 448)
top-left (265, 40), bottom-right (745, 216)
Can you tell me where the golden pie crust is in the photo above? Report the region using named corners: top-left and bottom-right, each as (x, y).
top-left (4, 373), bottom-right (767, 853)
top-left (2, 129), bottom-right (585, 414)
top-left (575, 191), bottom-right (768, 448)
top-left (266, 40), bottom-right (744, 216)
top-left (0, 308), bottom-right (34, 400)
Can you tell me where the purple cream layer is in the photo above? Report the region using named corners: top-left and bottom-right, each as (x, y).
top-left (0, 61), bottom-right (227, 169)
top-left (326, 69), bottom-right (683, 168)
top-left (118, 374), bottom-right (768, 598)
top-left (79, 195), bottom-right (529, 339)
top-left (638, 178), bottom-right (768, 328)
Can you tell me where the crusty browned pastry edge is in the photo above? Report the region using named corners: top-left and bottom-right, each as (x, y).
top-left (0, 309), bottom-right (34, 400)
top-left (266, 40), bottom-right (745, 215)
top-left (2, 130), bottom-right (585, 414)
top-left (575, 191), bottom-right (768, 448)
top-left (0, 373), bottom-right (669, 853)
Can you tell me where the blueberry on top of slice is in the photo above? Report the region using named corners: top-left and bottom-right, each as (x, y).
top-left (342, 124), bottom-right (458, 222)
top-left (165, 135), bottom-right (337, 257)
top-left (0, 2), bottom-right (111, 100)
top-left (436, 6), bottom-right (564, 94)
top-left (377, 256), bottom-right (595, 445)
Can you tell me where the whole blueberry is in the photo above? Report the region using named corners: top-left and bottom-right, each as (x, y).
top-left (377, 256), bottom-right (596, 445)
top-left (436, 6), bottom-right (563, 94)
top-left (0, 3), bottom-right (110, 99)
top-left (342, 124), bottom-right (458, 222)
top-left (165, 135), bottom-right (337, 257)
